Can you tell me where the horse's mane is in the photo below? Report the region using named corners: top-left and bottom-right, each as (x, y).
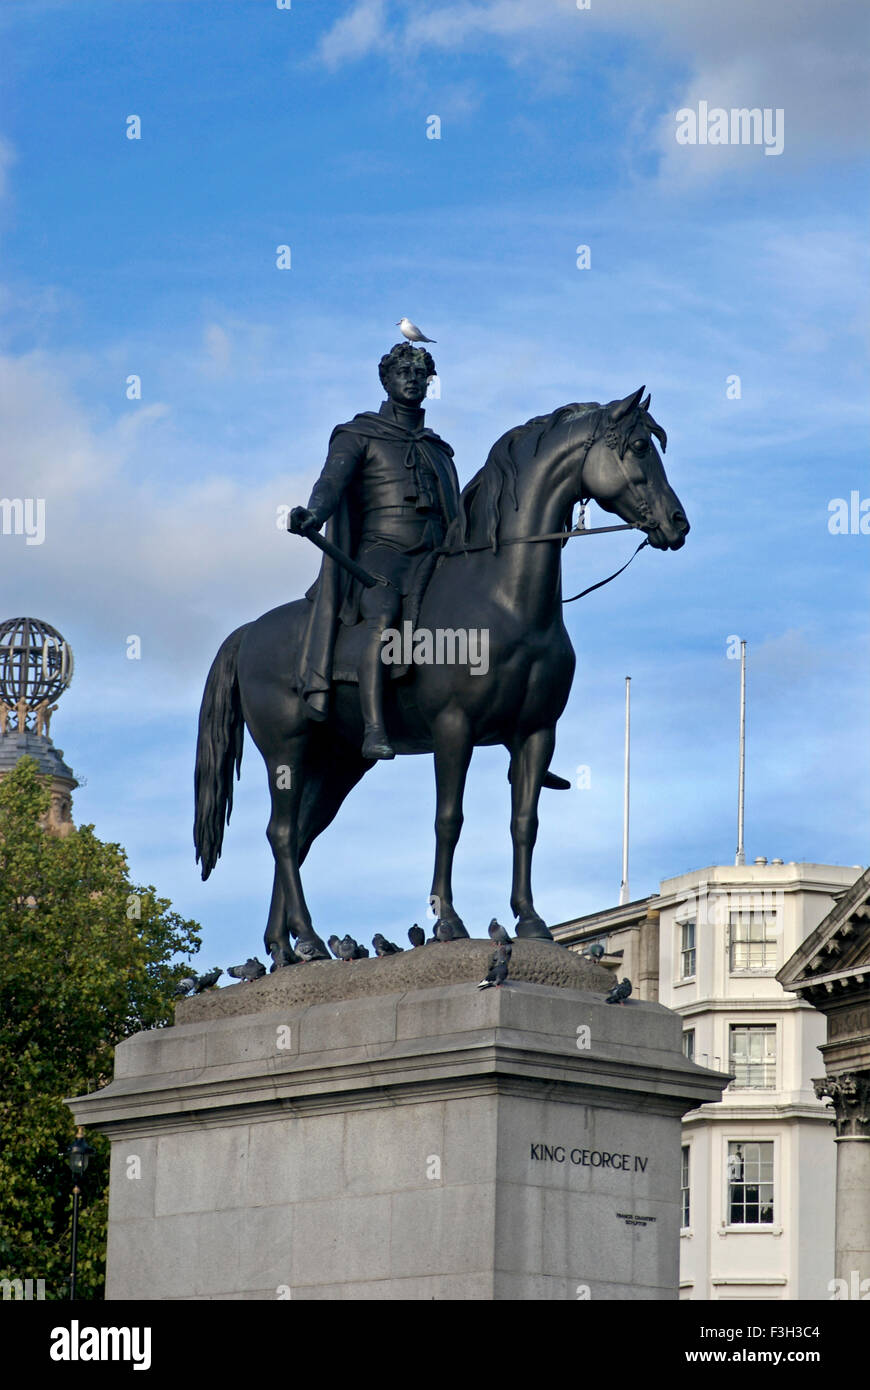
top-left (449, 402), bottom-right (603, 553)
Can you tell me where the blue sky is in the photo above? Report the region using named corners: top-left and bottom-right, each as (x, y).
top-left (1, 0), bottom-right (868, 967)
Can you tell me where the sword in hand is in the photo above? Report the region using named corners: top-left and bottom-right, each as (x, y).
top-left (288, 507), bottom-right (383, 589)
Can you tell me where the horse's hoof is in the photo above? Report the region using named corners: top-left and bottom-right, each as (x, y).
top-left (268, 944), bottom-right (300, 971)
top-left (514, 916), bottom-right (554, 942)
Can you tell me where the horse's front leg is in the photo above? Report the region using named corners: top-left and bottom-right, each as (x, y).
top-left (264, 738), bottom-right (330, 967)
top-left (509, 726), bottom-right (556, 941)
top-left (429, 710), bottom-right (473, 939)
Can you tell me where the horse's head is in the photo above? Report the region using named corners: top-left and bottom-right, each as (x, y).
top-left (580, 387), bottom-right (689, 550)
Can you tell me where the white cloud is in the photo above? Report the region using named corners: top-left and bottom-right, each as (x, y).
top-left (202, 322), bottom-right (232, 374)
top-left (0, 349), bottom-right (321, 689)
top-left (317, 0), bottom-right (392, 69)
top-left (317, 0), bottom-right (870, 175)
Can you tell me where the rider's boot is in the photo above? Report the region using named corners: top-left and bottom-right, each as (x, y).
top-left (359, 619), bottom-right (395, 760)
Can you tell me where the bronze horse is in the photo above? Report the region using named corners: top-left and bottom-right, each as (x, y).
top-left (194, 387), bottom-right (688, 965)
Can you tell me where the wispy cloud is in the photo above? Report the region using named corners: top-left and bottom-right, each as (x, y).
top-left (317, 0), bottom-right (870, 179)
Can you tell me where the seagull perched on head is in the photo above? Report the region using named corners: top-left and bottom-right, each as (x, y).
top-left (397, 317), bottom-right (436, 344)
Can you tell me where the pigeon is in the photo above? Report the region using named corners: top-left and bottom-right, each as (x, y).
top-left (435, 919), bottom-right (456, 942)
top-left (327, 935), bottom-right (343, 960)
top-left (605, 977), bottom-right (632, 1005)
top-left (396, 317), bottom-right (436, 344)
top-left (268, 943), bottom-right (301, 970)
top-left (294, 938), bottom-right (328, 963)
top-left (372, 933), bottom-right (403, 957)
top-left (477, 943), bottom-right (510, 990)
top-left (581, 941), bottom-right (605, 961)
top-left (337, 935), bottom-right (369, 961)
top-left (175, 967), bottom-right (223, 997)
top-left (408, 923), bottom-right (426, 948)
top-left (227, 957), bottom-right (267, 982)
top-left (488, 918), bottom-right (511, 945)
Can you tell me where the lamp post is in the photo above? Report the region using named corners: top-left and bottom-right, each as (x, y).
top-left (65, 1127), bottom-right (94, 1300)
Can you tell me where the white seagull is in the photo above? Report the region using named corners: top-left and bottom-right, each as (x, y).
top-left (397, 317), bottom-right (436, 344)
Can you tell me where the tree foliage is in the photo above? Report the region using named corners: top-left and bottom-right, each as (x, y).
top-left (0, 758), bottom-right (201, 1299)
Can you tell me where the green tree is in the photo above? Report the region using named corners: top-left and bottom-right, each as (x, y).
top-left (0, 757), bottom-right (201, 1299)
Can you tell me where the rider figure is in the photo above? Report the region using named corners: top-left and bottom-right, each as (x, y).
top-left (290, 344), bottom-right (460, 761)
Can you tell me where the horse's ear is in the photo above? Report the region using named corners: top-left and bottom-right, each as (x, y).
top-left (640, 393), bottom-right (651, 412)
top-left (610, 386), bottom-right (645, 422)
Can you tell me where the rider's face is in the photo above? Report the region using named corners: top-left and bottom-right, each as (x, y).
top-left (385, 359), bottom-right (429, 406)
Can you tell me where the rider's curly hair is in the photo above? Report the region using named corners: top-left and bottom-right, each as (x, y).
top-left (379, 341), bottom-right (436, 389)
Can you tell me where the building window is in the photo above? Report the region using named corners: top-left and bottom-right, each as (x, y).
top-left (680, 919), bottom-right (696, 978)
top-left (727, 1141), bottom-right (774, 1225)
top-left (729, 1024), bottom-right (776, 1089)
top-left (681, 1146), bottom-right (691, 1228)
top-left (729, 909), bottom-right (778, 970)
top-left (682, 1029), bottom-right (695, 1061)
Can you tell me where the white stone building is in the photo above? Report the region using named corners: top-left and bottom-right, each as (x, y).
top-left (554, 858), bottom-right (863, 1300)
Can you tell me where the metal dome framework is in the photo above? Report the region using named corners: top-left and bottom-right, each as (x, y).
top-left (0, 617), bottom-right (74, 710)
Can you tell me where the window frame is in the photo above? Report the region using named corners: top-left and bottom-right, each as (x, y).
top-left (681, 1144), bottom-right (691, 1231)
top-left (724, 1138), bottom-right (776, 1229)
top-left (678, 917), bottom-right (696, 980)
top-left (728, 907), bottom-right (779, 973)
top-left (727, 1022), bottom-right (777, 1092)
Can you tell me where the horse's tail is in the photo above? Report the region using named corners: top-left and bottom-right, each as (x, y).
top-left (194, 624), bottom-right (249, 880)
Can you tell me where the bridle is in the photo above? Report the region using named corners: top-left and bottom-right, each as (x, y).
top-left (437, 411), bottom-right (652, 603)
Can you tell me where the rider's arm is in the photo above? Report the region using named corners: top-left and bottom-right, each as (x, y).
top-left (305, 432), bottom-right (363, 527)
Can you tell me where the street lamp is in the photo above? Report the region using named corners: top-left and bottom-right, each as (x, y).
top-left (65, 1127), bottom-right (94, 1300)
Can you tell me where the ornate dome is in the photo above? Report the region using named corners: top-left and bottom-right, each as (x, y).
top-left (0, 616), bottom-right (74, 709)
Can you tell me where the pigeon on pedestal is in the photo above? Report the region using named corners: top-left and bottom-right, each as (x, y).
top-left (605, 977), bottom-right (632, 1005)
top-left (372, 933), bottom-right (404, 956)
top-left (488, 918), bottom-right (512, 945)
top-left (227, 958), bottom-right (267, 982)
top-left (337, 935), bottom-right (369, 961)
top-left (477, 943), bottom-right (511, 990)
top-left (175, 967), bottom-right (223, 997)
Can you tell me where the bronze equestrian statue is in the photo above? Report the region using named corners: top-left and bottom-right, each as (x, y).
top-left (194, 353), bottom-right (689, 968)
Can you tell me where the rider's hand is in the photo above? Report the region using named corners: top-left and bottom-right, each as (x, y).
top-left (289, 506), bottom-right (320, 535)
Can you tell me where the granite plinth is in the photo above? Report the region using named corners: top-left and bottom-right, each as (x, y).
top-left (175, 939), bottom-right (613, 1021)
top-left (69, 976), bottom-right (728, 1301)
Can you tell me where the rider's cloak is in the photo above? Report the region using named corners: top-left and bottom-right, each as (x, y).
top-left (296, 408), bottom-right (461, 720)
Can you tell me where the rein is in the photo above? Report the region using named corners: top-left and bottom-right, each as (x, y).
top-left (437, 521), bottom-right (650, 605)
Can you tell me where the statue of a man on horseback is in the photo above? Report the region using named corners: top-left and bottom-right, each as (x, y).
top-left (289, 343), bottom-right (460, 760)
top-left (195, 363), bottom-right (689, 969)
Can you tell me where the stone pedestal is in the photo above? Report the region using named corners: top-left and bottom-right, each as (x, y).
top-left (68, 944), bottom-right (726, 1300)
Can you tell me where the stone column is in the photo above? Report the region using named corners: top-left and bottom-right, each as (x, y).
top-left (638, 908), bottom-right (660, 1003)
top-left (814, 1071), bottom-right (870, 1284)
